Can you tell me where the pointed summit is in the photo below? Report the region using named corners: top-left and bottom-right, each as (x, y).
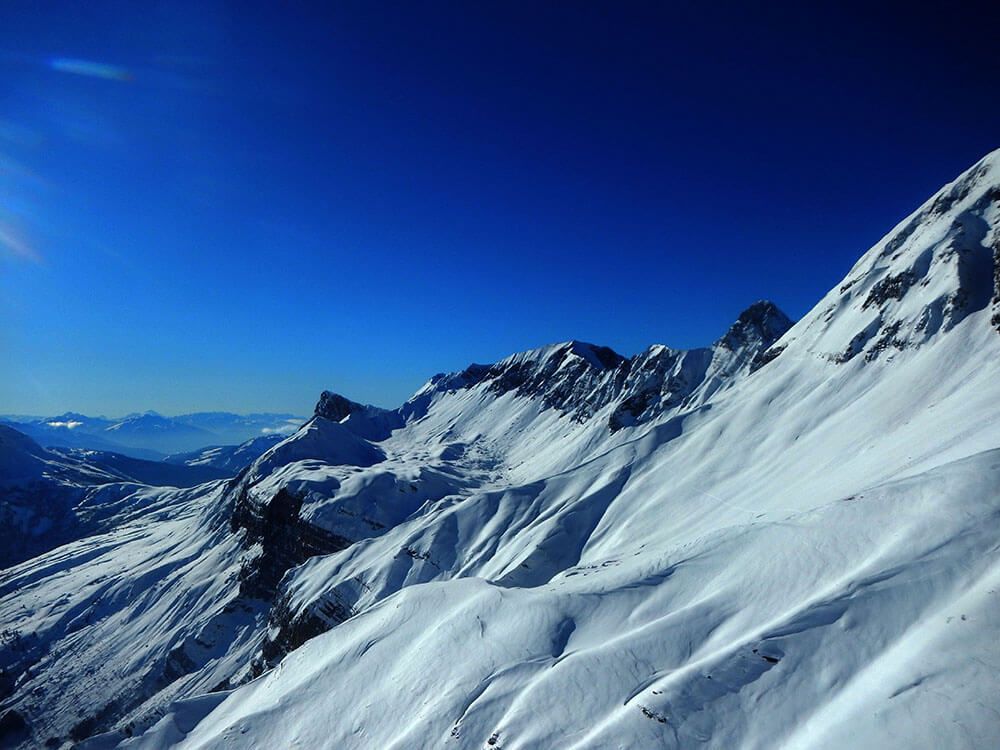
top-left (312, 391), bottom-right (403, 440)
top-left (314, 391), bottom-right (365, 421)
top-left (716, 300), bottom-right (793, 353)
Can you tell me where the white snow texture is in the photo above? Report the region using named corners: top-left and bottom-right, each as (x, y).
top-left (2, 149), bottom-right (1000, 750)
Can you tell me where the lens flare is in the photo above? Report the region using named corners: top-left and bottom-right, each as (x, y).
top-left (0, 224), bottom-right (40, 262)
top-left (49, 57), bottom-right (132, 81)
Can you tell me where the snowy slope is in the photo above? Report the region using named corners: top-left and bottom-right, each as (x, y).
top-left (0, 426), bottom-right (226, 570)
top-left (0, 480), bottom-right (262, 747)
top-left (2, 149), bottom-right (999, 750)
top-left (129, 450), bottom-right (1000, 750)
top-left (163, 435), bottom-right (285, 475)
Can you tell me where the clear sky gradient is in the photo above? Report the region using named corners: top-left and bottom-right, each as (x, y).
top-left (1, 2), bottom-right (998, 415)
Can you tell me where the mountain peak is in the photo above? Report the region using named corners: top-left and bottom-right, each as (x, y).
top-left (562, 340), bottom-right (627, 370)
top-left (495, 340), bottom-right (625, 372)
top-left (50, 411), bottom-right (91, 422)
top-left (313, 391), bottom-right (403, 440)
top-left (735, 299), bottom-right (788, 324)
top-left (716, 300), bottom-right (793, 352)
top-left (314, 391), bottom-right (364, 421)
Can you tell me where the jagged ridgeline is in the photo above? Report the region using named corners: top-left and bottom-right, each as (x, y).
top-left (1, 149), bottom-right (999, 749)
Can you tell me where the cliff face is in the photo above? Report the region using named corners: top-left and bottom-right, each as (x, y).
top-left (227, 483), bottom-right (355, 674)
top-left (230, 487), bottom-right (352, 599)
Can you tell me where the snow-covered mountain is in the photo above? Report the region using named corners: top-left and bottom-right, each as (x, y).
top-left (163, 435), bottom-right (286, 475)
top-left (0, 425), bottom-right (229, 569)
top-left (102, 413), bottom-right (216, 456)
top-left (0, 414), bottom-right (163, 460)
top-left (2, 149), bottom-right (999, 750)
top-left (0, 412), bottom-right (305, 460)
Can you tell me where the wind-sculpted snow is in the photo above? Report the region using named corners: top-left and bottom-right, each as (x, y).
top-left (128, 450), bottom-right (1000, 750)
top-left (2, 149), bottom-right (1000, 750)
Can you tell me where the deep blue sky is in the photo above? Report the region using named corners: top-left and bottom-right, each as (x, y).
top-left (1, 2), bottom-right (997, 415)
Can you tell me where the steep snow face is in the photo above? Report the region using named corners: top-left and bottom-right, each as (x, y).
top-left (132, 450), bottom-right (1000, 750)
top-left (0, 481), bottom-right (263, 747)
top-left (3, 150), bottom-right (1000, 750)
top-left (773, 148), bottom-right (1000, 365)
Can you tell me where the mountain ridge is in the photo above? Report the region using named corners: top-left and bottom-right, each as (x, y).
top-left (0, 148), bottom-right (998, 749)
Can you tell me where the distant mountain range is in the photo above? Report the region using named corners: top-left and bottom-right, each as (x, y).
top-left (0, 411), bottom-right (304, 459)
top-left (0, 425), bottom-right (299, 570)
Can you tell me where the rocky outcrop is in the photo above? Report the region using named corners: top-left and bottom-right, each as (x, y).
top-left (813, 152), bottom-right (1000, 364)
top-left (483, 341), bottom-right (626, 415)
top-left (607, 347), bottom-right (709, 431)
top-left (314, 391), bottom-right (404, 440)
top-left (715, 300), bottom-right (793, 352)
top-left (404, 304), bottom-right (793, 434)
top-left (231, 487), bottom-right (352, 599)
top-left (992, 238), bottom-right (1000, 333)
top-left (255, 588), bottom-right (357, 674)
top-left (314, 391), bottom-right (362, 421)
top-left (750, 344), bottom-right (786, 373)
top-left (862, 272), bottom-right (915, 310)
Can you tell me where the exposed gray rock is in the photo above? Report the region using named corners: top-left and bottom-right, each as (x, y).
top-left (314, 391), bottom-right (362, 421)
top-left (864, 321), bottom-right (907, 361)
top-left (862, 272), bottom-right (915, 310)
top-left (231, 487), bottom-right (352, 600)
top-left (750, 344), bottom-right (787, 373)
top-left (992, 238), bottom-right (1000, 333)
top-left (403, 303), bottom-right (793, 434)
top-left (715, 300), bottom-right (793, 352)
